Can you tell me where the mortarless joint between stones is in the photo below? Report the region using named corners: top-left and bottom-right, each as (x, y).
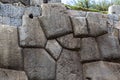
top-left (0, 0), bottom-right (119, 80)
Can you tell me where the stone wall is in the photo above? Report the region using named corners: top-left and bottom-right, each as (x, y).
top-left (0, 0), bottom-right (61, 6)
top-left (0, 2), bottom-right (120, 80)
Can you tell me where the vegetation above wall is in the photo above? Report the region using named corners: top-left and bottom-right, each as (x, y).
top-left (65, 0), bottom-right (120, 14)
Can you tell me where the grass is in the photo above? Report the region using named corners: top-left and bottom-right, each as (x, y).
top-left (65, 0), bottom-right (120, 14)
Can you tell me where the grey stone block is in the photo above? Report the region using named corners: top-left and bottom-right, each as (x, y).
top-left (97, 34), bottom-right (120, 60)
top-left (19, 15), bottom-right (47, 47)
top-left (0, 16), bottom-right (10, 25)
top-left (0, 68), bottom-right (28, 80)
top-left (23, 48), bottom-right (56, 80)
top-left (40, 3), bottom-right (72, 39)
top-left (30, 0), bottom-right (61, 6)
top-left (30, 0), bottom-right (43, 6)
top-left (83, 61), bottom-right (120, 80)
top-left (46, 40), bottom-right (62, 60)
top-left (48, 0), bottom-right (61, 3)
top-left (86, 12), bottom-right (108, 37)
top-left (0, 3), bottom-right (41, 19)
top-left (10, 18), bottom-right (22, 27)
top-left (108, 5), bottom-right (120, 14)
top-left (0, 16), bottom-right (22, 27)
top-left (0, 25), bottom-right (23, 70)
top-left (56, 49), bottom-right (83, 80)
top-left (0, 0), bottom-right (30, 5)
top-left (0, 3), bottom-right (25, 18)
top-left (71, 17), bottom-right (88, 37)
top-left (67, 10), bottom-right (87, 17)
top-left (80, 37), bottom-right (100, 62)
top-left (57, 34), bottom-right (81, 50)
top-left (25, 6), bottom-right (41, 17)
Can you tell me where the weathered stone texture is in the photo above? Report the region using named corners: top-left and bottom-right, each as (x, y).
top-left (48, 0), bottom-right (61, 3)
top-left (71, 17), bottom-right (88, 37)
top-left (97, 34), bottom-right (120, 60)
top-left (30, 0), bottom-right (61, 6)
top-left (39, 3), bottom-right (72, 39)
top-left (108, 5), bottom-right (120, 14)
top-left (67, 10), bottom-right (87, 17)
top-left (0, 3), bottom-right (41, 27)
top-left (0, 68), bottom-right (28, 80)
top-left (0, 0), bottom-right (30, 5)
top-left (0, 4), bottom-right (25, 18)
top-left (56, 49), bottom-right (83, 80)
top-left (86, 12), bottom-right (108, 36)
top-left (119, 30), bottom-right (120, 41)
top-left (46, 40), bottom-right (62, 60)
top-left (83, 61), bottom-right (120, 80)
top-left (80, 37), bottom-right (100, 62)
top-left (0, 25), bottom-right (23, 70)
top-left (25, 6), bottom-right (41, 17)
top-left (115, 21), bottom-right (120, 29)
top-left (110, 28), bottom-right (119, 38)
top-left (23, 48), bottom-right (56, 80)
top-left (57, 34), bottom-right (81, 50)
top-left (0, 4), bottom-right (40, 18)
top-left (30, 0), bottom-right (43, 6)
top-left (19, 15), bottom-right (47, 48)
top-left (0, 16), bottom-right (22, 27)
top-left (107, 14), bottom-right (119, 29)
top-left (0, 3), bottom-right (40, 18)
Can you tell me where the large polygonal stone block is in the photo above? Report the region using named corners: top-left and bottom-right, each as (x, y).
top-left (23, 48), bottom-right (56, 80)
top-left (0, 68), bottom-right (28, 80)
top-left (97, 34), bottom-right (120, 60)
top-left (0, 25), bottom-right (23, 70)
top-left (71, 17), bottom-right (88, 37)
top-left (86, 12), bottom-right (108, 37)
top-left (46, 40), bottom-right (62, 60)
top-left (19, 15), bottom-right (47, 47)
top-left (57, 34), bottom-right (81, 50)
top-left (56, 49), bottom-right (83, 80)
top-left (80, 37), bottom-right (100, 62)
top-left (83, 61), bottom-right (120, 80)
top-left (39, 3), bottom-right (72, 39)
